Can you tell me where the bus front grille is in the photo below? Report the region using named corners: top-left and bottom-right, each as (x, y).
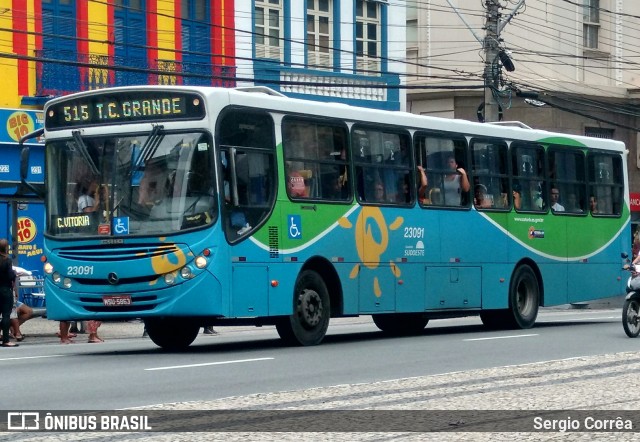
top-left (57, 243), bottom-right (180, 262)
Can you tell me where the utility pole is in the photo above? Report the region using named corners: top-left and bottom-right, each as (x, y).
top-left (483, 0), bottom-right (501, 123)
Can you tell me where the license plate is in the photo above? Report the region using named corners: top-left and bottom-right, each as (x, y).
top-left (102, 295), bottom-right (132, 306)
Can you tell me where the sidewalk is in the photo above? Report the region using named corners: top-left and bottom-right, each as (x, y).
top-left (14, 317), bottom-right (147, 345)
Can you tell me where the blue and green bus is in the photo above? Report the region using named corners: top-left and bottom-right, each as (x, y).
top-left (20, 85), bottom-right (629, 349)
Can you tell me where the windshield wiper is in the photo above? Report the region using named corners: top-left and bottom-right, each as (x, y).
top-left (133, 124), bottom-right (164, 170)
top-left (71, 131), bottom-right (99, 176)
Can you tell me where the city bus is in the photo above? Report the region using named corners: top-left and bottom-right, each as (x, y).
top-left (20, 85), bottom-right (629, 349)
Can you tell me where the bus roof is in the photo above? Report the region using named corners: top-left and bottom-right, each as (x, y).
top-left (44, 85), bottom-right (626, 153)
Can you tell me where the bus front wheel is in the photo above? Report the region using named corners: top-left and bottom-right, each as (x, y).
top-left (144, 318), bottom-right (200, 350)
top-left (276, 270), bottom-right (330, 346)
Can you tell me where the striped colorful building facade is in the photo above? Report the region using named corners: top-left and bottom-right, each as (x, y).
top-left (1, 1), bottom-right (404, 110)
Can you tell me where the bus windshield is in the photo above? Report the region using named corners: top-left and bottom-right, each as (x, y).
top-left (46, 130), bottom-right (217, 237)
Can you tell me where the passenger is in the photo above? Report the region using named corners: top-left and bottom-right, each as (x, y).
top-left (328, 174), bottom-right (347, 199)
top-left (443, 156), bottom-right (470, 205)
top-left (137, 162), bottom-right (166, 207)
top-left (373, 179), bottom-right (385, 203)
top-left (417, 165), bottom-right (428, 204)
top-left (76, 177), bottom-right (102, 213)
top-left (286, 162), bottom-right (309, 198)
top-left (512, 184), bottom-right (522, 210)
top-left (428, 188), bottom-right (443, 205)
top-left (474, 184), bottom-right (493, 208)
top-left (550, 186), bottom-right (565, 212)
top-left (589, 195), bottom-right (599, 214)
top-left (0, 239), bottom-right (18, 347)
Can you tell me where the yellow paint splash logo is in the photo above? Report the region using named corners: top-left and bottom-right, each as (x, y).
top-left (340, 207), bottom-right (403, 298)
top-left (149, 242), bottom-right (187, 275)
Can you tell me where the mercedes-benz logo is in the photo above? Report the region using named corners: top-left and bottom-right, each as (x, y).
top-left (107, 272), bottom-right (119, 285)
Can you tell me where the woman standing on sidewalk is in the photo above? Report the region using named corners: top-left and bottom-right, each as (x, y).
top-left (0, 239), bottom-right (18, 347)
top-left (87, 320), bottom-right (104, 343)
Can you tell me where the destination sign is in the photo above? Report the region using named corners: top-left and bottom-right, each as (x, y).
top-left (45, 91), bottom-right (206, 129)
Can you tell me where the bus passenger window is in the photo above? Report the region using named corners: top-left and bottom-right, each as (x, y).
top-left (511, 142), bottom-right (546, 212)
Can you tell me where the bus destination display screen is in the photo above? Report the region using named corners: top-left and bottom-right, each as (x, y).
top-left (45, 91), bottom-right (206, 129)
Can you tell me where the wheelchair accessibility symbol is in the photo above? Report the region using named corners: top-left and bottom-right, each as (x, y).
top-left (288, 215), bottom-right (302, 239)
top-left (113, 217), bottom-right (129, 235)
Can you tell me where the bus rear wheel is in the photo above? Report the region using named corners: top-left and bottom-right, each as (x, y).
top-left (276, 270), bottom-right (330, 346)
top-left (372, 313), bottom-right (429, 335)
top-left (481, 264), bottom-right (539, 329)
top-left (144, 318), bottom-right (200, 350)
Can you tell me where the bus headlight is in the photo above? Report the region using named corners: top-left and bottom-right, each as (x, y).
top-left (63, 278), bottom-right (72, 289)
top-left (195, 256), bottom-right (208, 269)
top-left (44, 262), bottom-right (54, 274)
top-left (180, 267), bottom-right (193, 279)
top-left (52, 272), bottom-right (61, 284)
top-left (164, 273), bottom-right (176, 285)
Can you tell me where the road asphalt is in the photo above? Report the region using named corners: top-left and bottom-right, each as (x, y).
top-left (7, 294), bottom-right (627, 346)
top-left (2, 295), bottom-right (637, 441)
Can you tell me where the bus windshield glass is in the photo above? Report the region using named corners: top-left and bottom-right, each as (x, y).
top-left (46, 130), bottom-right (217, 237)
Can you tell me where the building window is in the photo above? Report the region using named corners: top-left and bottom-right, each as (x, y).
top-left (356, 0), bottom-right (381, 74)
top-left (181, 0), bottom-right (211, 86)
top-left (255, 0), bottom-right (283, 60)
top-left (307, 0), bottom-right (332, 69)
top-left (406, 0), bottom-right (418, 48)
top-left (585, 127), bottom-right (614, 139)
top-left (583, 0), bottom-right (599, 49)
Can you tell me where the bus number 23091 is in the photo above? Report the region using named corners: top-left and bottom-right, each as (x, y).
top-left (67, 265), bottom-right (95, 276)
top-left (404, 227), bottom-right (425, 239)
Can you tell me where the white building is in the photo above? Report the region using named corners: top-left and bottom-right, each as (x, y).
top-left (406, 0), bottom-right (640, 217)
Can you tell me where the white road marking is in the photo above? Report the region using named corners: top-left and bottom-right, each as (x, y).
top-left (538, 316), bottom-right (617, 322)
top-left (0, 355), bottom-right (65, 362)
top-left (463, 334), bottom-right (538, 342)
top-left (145, 357), bottom-right (274, 371)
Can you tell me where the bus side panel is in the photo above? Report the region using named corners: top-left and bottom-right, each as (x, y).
top-left (567, 218), bottom-right (629, 304)
top-left (425, 266), bottom-right (481, 309)
top-left (338, 262), bottom-right (361, 315)
top-left (231, 265), bottom-right (269, 316)
top-left (478, 263), bottom-right (509, 310)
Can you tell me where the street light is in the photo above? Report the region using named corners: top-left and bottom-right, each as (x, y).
top-left (498, 50), bottom-right (515, 72)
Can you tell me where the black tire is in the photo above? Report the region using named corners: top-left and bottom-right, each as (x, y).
top-left (507, 264), bottom-right (539, 329)
top-left (372, 313), bottom-right (429, 335)
top-left (622, 298), bottom-right (640, 338)
top-left (481, 265), bottom-right (539, 330)
top-left (276, 270), bottom-right (330, 346)
top-left (144, 318), bottom-right (200, 350)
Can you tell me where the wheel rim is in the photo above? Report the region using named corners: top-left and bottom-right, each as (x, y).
top-left (627, 300), bottom-right (640, 334)
top-left (297, 288), bottom-right (323, 329)
top-left (516, 274), bottom-right (536, 318)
